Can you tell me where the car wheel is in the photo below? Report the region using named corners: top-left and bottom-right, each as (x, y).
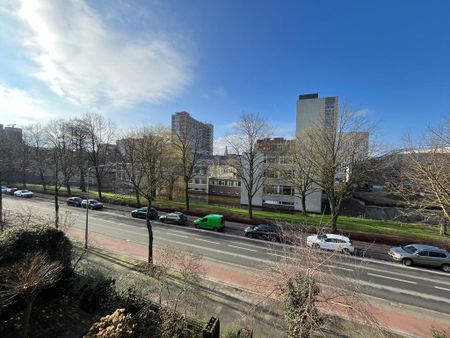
top-left (402, 258), bottom-right (413, 267)
top-left (341, 248), bottom-right (351, 255)
top-left (312, 243), bottom-right (320, 250)
top-left (131, 214), bottom-right (136, 218)
top-left (441, 264), bottom-right (450, 273)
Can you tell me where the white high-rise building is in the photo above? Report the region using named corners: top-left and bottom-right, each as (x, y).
top-left (295, 93), bottom-right (339, 213)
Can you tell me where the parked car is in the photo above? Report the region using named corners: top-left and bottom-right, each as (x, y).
top-left (244, 223), bottom-right (283, 242)
top-left (388, 244), bottom-right (450, 272)
top-left (14, 189), bottom-right (34, 198)
top-left (306, 234), bottom-right (354, 254)
top-left (6, 187), bottom-right (18, 195)
top-left (67, 197), bottom-right (83, 207)
top-left (194, 214), bottom-right (225, 231)
top-left (131, 207), bottom-right (158, 220)
top-left (1, 186), bottom-right (7, 193)
top-left (159, 212), bottom-right (188, 225)
top-left (81, 199), bottom-right (104, 210)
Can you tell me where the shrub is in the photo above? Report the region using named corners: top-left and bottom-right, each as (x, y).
top-left (0, 224), bottom-right (72, 273)
top-left (85, 308), bottom-right (134, 338)
top-left (67, 270), bottom-right (116, 311)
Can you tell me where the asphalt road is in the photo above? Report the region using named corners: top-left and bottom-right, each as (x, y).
top-left (3, 195), bottom-right (450, 316)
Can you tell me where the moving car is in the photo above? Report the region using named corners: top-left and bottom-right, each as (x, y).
top-left (307, 234), bottom-right (354, 254)
top-left (81, 199), bottom-right (104, 210)
top-left (14, 189), bottom-right (34, 198)
top-left (194, 214), bottom-right (225, 231)
top-left (388, 244), bottom-right (450, 272)
top-left (6, 187), bottom-right (18, 195)
top-left (159, 212), bottom-right (187, 225)
top-left (67, 197), bottom-right (83, 207)
top-left (131, 207), bottom-right (158, 220)
top-left (244, 223), bottom-right (283, 242)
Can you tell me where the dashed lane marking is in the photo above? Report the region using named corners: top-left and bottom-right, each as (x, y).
top-left (367, 273), bottom-right (417, 285)
top-left (228, 245), bottom-right (257, 252)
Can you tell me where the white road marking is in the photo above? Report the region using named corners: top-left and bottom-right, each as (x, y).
top-left (194, 238), bottom-right (220, 245)
top-left (367, 273), bottom-right (417, 284)
top-left (359, 280), bottom-right (450, 305)
top-left (267, 252), bottom-right (289, 259)
top-left (324, 264), bottom-right (353, 272)
top-left (166, 232), bottom-right (188, 239)
top-left (434, 286), bottom-right (450, 292)
top-left (228, 244), bottom-right (257, 252)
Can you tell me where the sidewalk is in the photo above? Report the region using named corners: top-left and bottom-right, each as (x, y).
top-left (67, 227), bottom-right (450, 338)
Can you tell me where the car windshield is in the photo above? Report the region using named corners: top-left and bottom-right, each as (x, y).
top-left (317, 235), bottom-right (327, 240)
top-left (402, 245), bottom-right (418, 254)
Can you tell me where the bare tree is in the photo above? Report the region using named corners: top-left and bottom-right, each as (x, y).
top-left (255, 233), bottom-right (378, 338)
top-left (278, 137), bottom-right (316, 216)
top-left (399, 118), bottom-right (450, 236)
top-left (26, 124), bottom-right (50, 191)
top-left (227, 113), bottom-right (271, 219)
top-left (172, 127), bottom-right (202, 211)
top-left (67, 118), bottom-right (89, 192)
top-left (46, 120), bottom-right (76, 228)
top-left (0, 252), bottom-right (63, 338)
top-left (82, 113), bottom-right (116, 199)
top-left (304, 107), bottom-right (373, 232)
top-left (120, 126), bottom-right (168, 264)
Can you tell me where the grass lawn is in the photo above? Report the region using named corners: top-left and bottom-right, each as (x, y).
top-left (24, 183), bottom-right (449, 243)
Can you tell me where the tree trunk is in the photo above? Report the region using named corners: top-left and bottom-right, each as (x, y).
top-left (168, 177), bottom-right (174, 201)
top-left (146, 199), bottom-right (153, 265)
top-left (329, 202), bottom-right (338, 233)
top-left (79, 167), bottom-right (86, 192)
top-left (184, 177), bottom-right (190, 210)
top-left (22, 167), bottom-right (27, 188)
top-left (54, 165), bottom-right (59, 229)
top-left (96, 173), bottom-right (103, 199)
top-left (441, 223), bottom-right (448, 236)
top-left (247, 191), bottom-right (253, 219)
top-left (39, 169), bottom-right (47, 191)
top-left (66, 181), bottom-right (71, 196)
top-left (135, 191), bottom-right (141, 206)
top-left (54, 187), bottom-right (59, 229)
top-left (22, 298), bottom-right (33, 338)
top-left (301, 192), bottom-right (307, 216)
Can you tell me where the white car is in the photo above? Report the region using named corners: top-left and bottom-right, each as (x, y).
top-left (1, 186), bottom-right (7, 193)
top-left (307, 234), bottom-right (355, 254)
top-left (14, 189), bottom-right (34, 198)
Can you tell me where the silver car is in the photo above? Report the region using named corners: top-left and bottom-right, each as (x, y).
top-left (388, 244), bottom-right (450, 273)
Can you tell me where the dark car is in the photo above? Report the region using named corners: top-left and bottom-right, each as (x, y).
top-left (67, 197), bottom-right (83, 207)
top-left (388, 244), bottom-right (450, 272)
top-left (244, 223), bottom-right (283, 242)
top-left (81, 199), bottom-right (104, 210)
top-left (131, 207), bottom-right (158, 220)
top-left (159, 212), bottom-right (188, 225)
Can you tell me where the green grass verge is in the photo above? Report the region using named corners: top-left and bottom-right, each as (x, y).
top-left (24, 183), bottom-right (449, 243)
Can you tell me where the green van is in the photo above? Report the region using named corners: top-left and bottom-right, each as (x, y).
top-left (194, 214), bottom-right (225, 231)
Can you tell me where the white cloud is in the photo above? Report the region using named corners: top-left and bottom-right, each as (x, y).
top-left (0, 83), bottom-right (57, 125)
top-left (11, 0), bottom-right (192, 108)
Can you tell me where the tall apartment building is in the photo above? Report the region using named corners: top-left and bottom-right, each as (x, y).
top-left (295, 93), bottom-right (339, 212)
top-left (0, 124), bottom-right (23, 143)
top-left (171, 111), bottom-right (214, 157)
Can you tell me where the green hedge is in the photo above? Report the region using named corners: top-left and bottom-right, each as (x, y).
top-left (0, 224), bottom-right (73, 272)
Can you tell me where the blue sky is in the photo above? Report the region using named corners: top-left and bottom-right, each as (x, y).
top-left (1, 0), bottom-right (449, 153)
